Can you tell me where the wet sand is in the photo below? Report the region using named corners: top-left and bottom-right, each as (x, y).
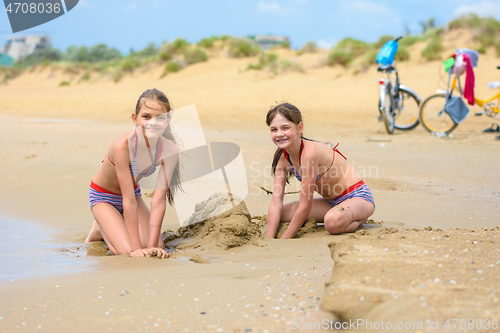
top-left (0, 37), bottom-right (499, 332)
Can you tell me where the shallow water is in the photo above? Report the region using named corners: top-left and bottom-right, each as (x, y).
top-left (0, 217), bottom-right (92, 281)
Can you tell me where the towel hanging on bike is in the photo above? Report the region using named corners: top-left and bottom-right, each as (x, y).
top-left (445, 96), bottom-right (469, 124)
top-left (462, 53), bottom-right (475, 106)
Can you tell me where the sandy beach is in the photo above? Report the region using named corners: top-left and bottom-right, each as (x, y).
top-left (1, 34), bottom-right (499, 332)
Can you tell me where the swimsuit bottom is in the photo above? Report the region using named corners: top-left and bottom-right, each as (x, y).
top-left (327, 180), bottom-right (375, 207)
top-left (89, 181), bottom-right (141, 214)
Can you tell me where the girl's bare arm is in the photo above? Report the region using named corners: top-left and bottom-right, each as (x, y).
top-left (114, 139), bottom-right (143, 253)
top-left (281, 148), bottom-right (316, 239)
top-left (148, 148), bottom-right (178, 248)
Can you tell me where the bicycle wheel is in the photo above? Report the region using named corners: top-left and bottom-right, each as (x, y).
top-left (419, 93), bottom-right (458, 134)
top-left (394, 87), bottom-right (420, 130)
top-left (382, 84), bottom-right (394, 134)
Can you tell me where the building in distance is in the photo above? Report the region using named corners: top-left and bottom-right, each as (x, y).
top-left (2, 35), bottom-right (51, 61)
top-left (248, 35), bottom-right (290, 50)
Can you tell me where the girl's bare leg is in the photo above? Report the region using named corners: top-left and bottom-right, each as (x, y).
top-left (90, 203), bottom-right (132, 255)
top-left (324, 198), bottom-right (375, 235)
top-left (280, 197), bottom-right (333, 222)
top-left (85, 220), bottom-right (103, 243)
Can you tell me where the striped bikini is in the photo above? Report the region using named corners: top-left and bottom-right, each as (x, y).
top-left (283, 140), bottom-right (374, 207)
top-left (89, 132), bottom-right (163, 213)
top-left (89, 181), bottom-right (141, 214)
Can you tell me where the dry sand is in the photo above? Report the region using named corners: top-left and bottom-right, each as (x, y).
top-left (0, 37), bottom-right (499, 332)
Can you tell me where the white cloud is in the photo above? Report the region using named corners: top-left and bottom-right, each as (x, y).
top-left (317, 38), bottom-right (336, 50)
top-left (453, 1), bottom-right (497, 17)
top-left (342, 0), bottom-right (392, 15)
top-left (293, 0), bottom-right (310, 3)
top-left (124, 3), bottom-right (138, 12)
top-left (257, 1), bottom-right (282, 12)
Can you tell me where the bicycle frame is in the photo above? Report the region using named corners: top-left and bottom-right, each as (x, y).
top-left (379, 69), bottom-right (399, 110)
top-left (447, 75), bottom-right (500, 113)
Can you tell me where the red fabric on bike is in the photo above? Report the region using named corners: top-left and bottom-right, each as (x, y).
top-left (462, 53), bottom-right (475, 106)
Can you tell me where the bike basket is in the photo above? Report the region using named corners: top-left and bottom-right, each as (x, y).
top-left (445, 96), bottom-right (469, 124)
top-left (376, 40), bottom-right (398, 65)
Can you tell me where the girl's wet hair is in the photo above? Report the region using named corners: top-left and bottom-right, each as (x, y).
top-left (266, 102), bottom-right (306, 182)
top-left (136, 88), bottom-right (181, 204)
top-left (135, 88), bottom-right (171, 114)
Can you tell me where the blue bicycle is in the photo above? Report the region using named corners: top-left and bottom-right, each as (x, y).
top-left (377, 37), bottom-right (422, 134)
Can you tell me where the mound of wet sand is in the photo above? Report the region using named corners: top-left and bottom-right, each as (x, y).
top-left (163, 193), bottom-right (328, 250)
top-left (163, 193), bottom-right (266, 250)
top-left (320, 227), bottom-right (500, 331)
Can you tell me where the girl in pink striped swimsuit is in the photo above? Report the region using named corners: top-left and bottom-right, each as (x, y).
top-left (85, 89), bottom-right (181, 258)
top-left (266, 103), bottom-right (375, 239)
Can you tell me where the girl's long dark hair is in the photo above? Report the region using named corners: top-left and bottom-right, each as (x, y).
top-left (135, 88), bottom-right (182, 205)
top-left (266, 102), bottom-right (308, 184)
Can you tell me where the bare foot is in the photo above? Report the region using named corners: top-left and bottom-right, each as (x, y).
top-left (85, 220), bottom-right (104, 243)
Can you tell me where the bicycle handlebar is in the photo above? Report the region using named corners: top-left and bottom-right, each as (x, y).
top-left (393, 36), bottom-right (403, 42)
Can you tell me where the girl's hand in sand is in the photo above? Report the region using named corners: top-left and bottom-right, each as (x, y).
top-left (148, 247), bottom-right (169, 259)
top-left (129, 248), bottom-right (151, 258)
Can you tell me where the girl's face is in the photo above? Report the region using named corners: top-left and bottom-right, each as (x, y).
top-left (269, 113), bottom-right (303, 149)
top-left (132, 100), bottom-right (170, 139)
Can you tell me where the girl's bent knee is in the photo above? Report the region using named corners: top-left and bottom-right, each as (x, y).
top-left (324, 221), bottom-right (342, 235)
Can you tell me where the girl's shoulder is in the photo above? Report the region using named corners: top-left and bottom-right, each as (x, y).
top-left (107, 132), bottom-right (132, 156)
top-left (301, 140), bottom-right (323, 159)
top-left (275, 150), bottom-right (289, 169)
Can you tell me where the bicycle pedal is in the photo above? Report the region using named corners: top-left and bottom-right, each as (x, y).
top-left (378, 115), bottom-right (383, 122)
top-left (475, 112), bottom-right (483, 116)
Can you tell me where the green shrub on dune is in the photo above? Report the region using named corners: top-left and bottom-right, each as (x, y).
top-left (165, 61), bottom-right (181, 73)
top-left (197, 37), bottom-right (216, 48)
top-left (296, 41), bottom-right (317, 55)
top-left (449, 14), bottom-right (500, 51)
top-left (373, 35), bottom-right (394, 48)
top-left (120, 56), bottom-right (141, 73)
top-left (158, 38), bottom-right (190, 62)
top-left (327, 50), bottom-right (354, 67)
top-left (399, 35), bottom-right (425, 48)
top-left (395, 47), bottom-right (410, 61)
top-left (247, 52), bottom-right (278, 71)
top-left (183, 47), bottom-right (208, 64)
top-left (421, 37), bottom-right (443, 61)
top-left (360, 49), bottom-right (377, 68)
top-left (228, 38), bottom-right (261, 58)
top-left (327, 38), bottom-right (369, 67)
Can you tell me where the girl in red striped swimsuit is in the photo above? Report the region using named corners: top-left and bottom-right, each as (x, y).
top-left (85, 89), bottom-right (181, 258)
top-left (266, 103), bottom-right (375, 239)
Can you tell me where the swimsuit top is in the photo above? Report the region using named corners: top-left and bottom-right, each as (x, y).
top-left (104, 130), bottom-right (163, 179)
top-left (282, 140), bottom-right (346, 182)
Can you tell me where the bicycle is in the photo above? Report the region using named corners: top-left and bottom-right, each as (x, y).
top-left (377, 36), bottom-right (422, 134)
top-left (419, 60), bottom-right (500, 135)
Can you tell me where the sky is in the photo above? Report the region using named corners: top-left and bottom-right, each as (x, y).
top-left (1, 0), bottom-right (499, 53)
